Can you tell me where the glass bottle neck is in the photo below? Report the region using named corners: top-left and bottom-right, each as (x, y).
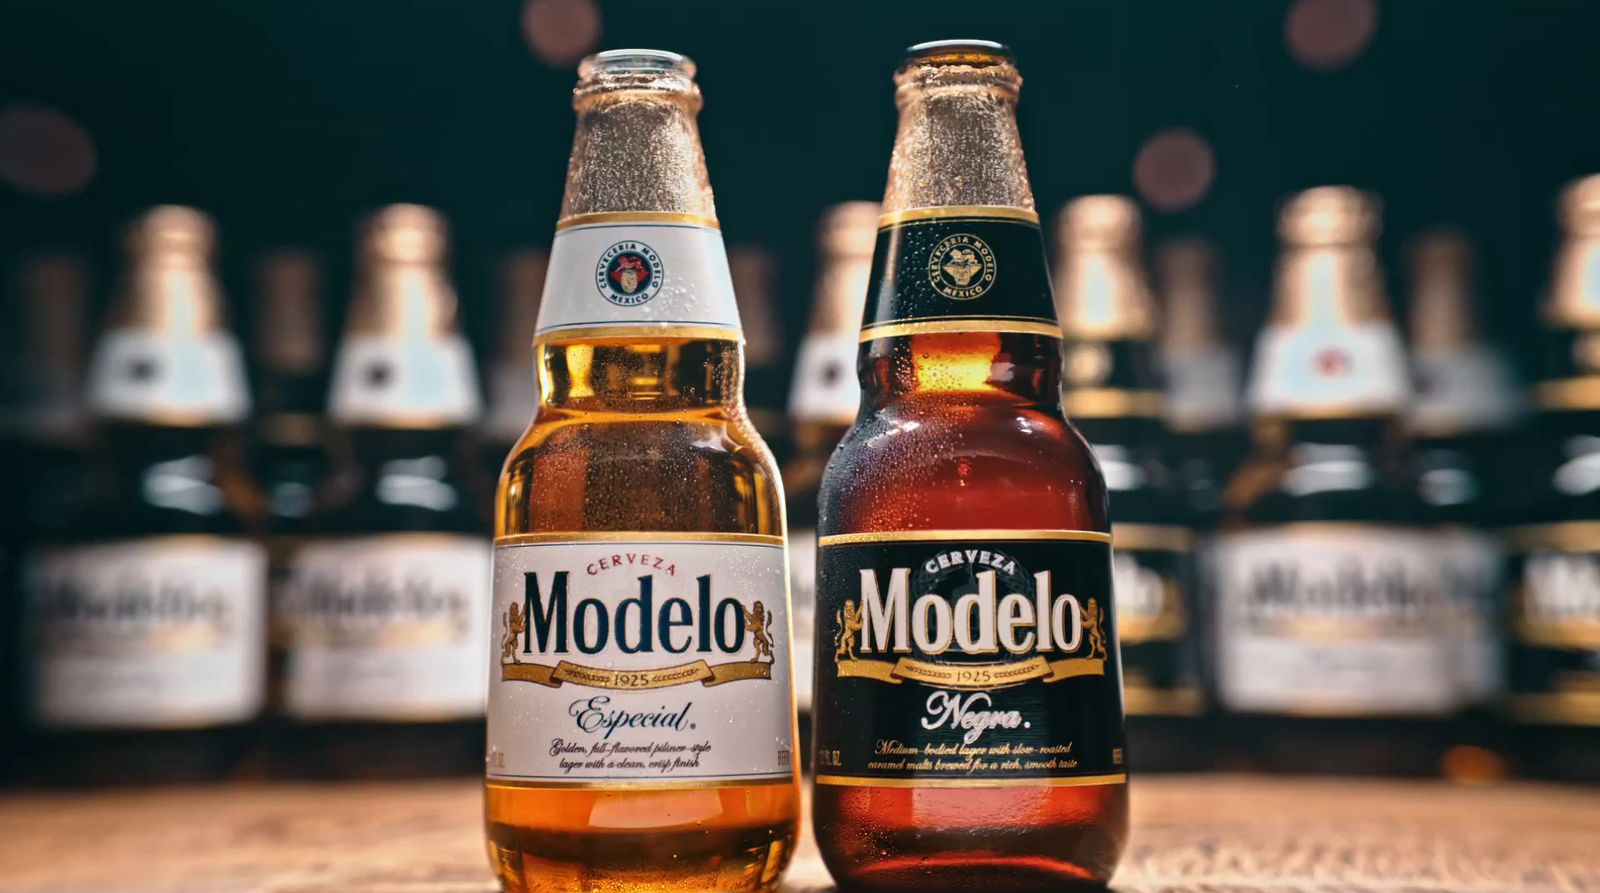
top-left (539, 337), bottom-right (744, 413)
top-left (859, 332), bottom-right (1061, 408)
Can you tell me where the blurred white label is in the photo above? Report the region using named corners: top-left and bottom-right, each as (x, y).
top-left (27, 537), bottom-right (266, 729)
top-left (1435, 527), bottom-right (1504, 704)
top-left (788, 334), bottom-right (860, 425)
top-left (537, 219), bottom-right (742, 338)
top-left (329, 333), bottom-right (481, 426)
top-left (1248, 322), bottom-right (1409, 416)
top-left (282, 534), bottom-right (492, 720)
top-left (1162, 345), bottom-right (1242, 431)
top-left (487, 538), bottom-right (794, 784)
top-left (87, 329), bottom-right (250, 423)
top-left (1410, 344), bottom-right (1522, 434)
top-left (1212, 526), bottom-right (1462, 715)
top-left (789, 527), bottom-right (818, 711)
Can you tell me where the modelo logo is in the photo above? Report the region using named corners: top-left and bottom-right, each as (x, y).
top-left (33, 571), bottom-right (233, 649)
top-left (1230, 557), bottom-right (1445, 629)
top-left (1516, 553), bottom-right (1600, 648)
top-left (594, 241), bottom-right (664, 307)
top-left (288, 569), bottom-right (472, 647)
top-left (499, 570), bottom-right (777, 690)
top-left (832, 547), bottom-right (1109, 690)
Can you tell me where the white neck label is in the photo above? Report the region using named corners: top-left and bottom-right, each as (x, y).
top-left (1248, 321), bottom-right (1409, 416)
top-left (87, 328), bottom-right (250, 423)
top-left (788, 333), bottom-right (860, 424)
top-left (537, 219), bottom-right (742, 339)
top-left (328, 332), bottom-right (481, 426)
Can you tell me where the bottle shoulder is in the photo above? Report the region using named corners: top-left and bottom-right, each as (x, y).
top-left (819, 400), bottom-right (1110, 534)
top-left (1222, 438), bottom-right (1428, 528)
top-left (306, 427), bottom-right (489, 536)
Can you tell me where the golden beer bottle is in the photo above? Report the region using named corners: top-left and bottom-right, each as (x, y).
top-left (485, 50), bottom-right (800, 892)
top-left (812, 41), bottom-right (1129, 892)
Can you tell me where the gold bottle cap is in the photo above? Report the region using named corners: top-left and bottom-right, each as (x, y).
top-left (1544, 174), bottom-right (1600, 329)
top-left (1053, 195), bottom-right (1157, 340)
top-left (1277, 186), bottom-right (1380, 247)
top-left (1407, 229), bottom-right (1477, 353)
top-left (328, 204), bottom-right (481, 427)
top-left (255, 249), bottom-right (323, 374)
top-left (87, 205), bottom-right (250, 425)
top-left (883, 40), bottom-right (1032, 216)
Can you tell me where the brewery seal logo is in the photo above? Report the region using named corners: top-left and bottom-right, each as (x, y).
top-left (927, 233), bottom-right (997, 300)
top-left (595, 241), bottom-right (665, 307)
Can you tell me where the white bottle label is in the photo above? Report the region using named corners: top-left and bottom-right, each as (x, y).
top-left (1248, 321), bottom-right (1409, 416)
top-left (87, 328), bottom-right (251, 423)
top-left (1410, 344), bottom-right (1522, 433)
top-left (282, 534), bottom-right (492, 720)
top-left (1161, 345), bottom-right (1242, 431)
top-left (536, 218), bottom-right (742, 339)
top-left (328, 333), bottom-right (482, 426)
top-left (1212, 526), bottom-right (1461, 715)
top-left (788, 334), bottom-right (860, 425)
top-left (487, 537), bottom-right (794, 784)
top-left (788, 526), bottom-right (818, 711)
top-left (1435, 527), bottom-right (1504, 705)
top-left (26, 537), bottom-right (266, 729)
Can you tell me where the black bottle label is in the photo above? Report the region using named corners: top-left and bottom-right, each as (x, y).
top-left (813, 531), bottom-right (1127, 786)
top-left (1111, 524), bottom-right (1201, 716)
top-left (1506, 523), bottom-right (1600, 726)
top-left (862, 209), bottom-right (1059, 341)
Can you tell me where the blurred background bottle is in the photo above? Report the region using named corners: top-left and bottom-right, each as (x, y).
top-left (1156, 238), bottom-right (1246, 522)
top-left (1404, 230), bottom-right (1520, 780)
top-left (1213, 187), bottom-right (1462, 775)
top-left (1, 253), bottom-right (92, 780)
top-left (731, 245), bottom-right (790, 465)
top-left (783, 200), bottom-right (876, 730)
top-left (21, 206), bottom-right (267, 785)
top-left (1505, 175), bottom-right (1600, 782)
top-left (273, 204), bottom-right (491, 778)
top-left (480, 248), bottom-right (547, 479)
top-left (251, 250), bottom-right (328, 530)
top-left (1056, 195), bottom-right (1203, 771)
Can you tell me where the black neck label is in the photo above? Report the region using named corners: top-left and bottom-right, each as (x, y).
top-left (813, 533), bottom-right (1127, 786)
top-left (863, 213), bottom-right (1059, 340)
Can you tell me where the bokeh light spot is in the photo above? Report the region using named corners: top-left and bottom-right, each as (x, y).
top-left (0, 105), bottom-right (96, 197)
top-left (522, 0), bottom-right (602, 69)
top-left (1133, 128), bottom-right (1215, 212)
top-left (1286, 0), bottom-right (1379, 71)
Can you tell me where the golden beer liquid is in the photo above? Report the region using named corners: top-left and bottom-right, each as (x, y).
top-left (484, 50), bottom-right (799, 893)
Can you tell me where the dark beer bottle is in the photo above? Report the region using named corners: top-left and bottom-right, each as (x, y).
top-left (274, 205), bottom-right (491, 778)
top-left (21, 207), bottom-right (268, 785)
top-left (1055, 196), bottom-right (1203, 771)
top-left (1214, 188), bottom-right (1459, 775)
top-left (1505, 175), bottom-right (1600, 782)
top-left (480, 248), bottom-right (547, 480)
top-left (812, 41), bottom-right (1128, 892)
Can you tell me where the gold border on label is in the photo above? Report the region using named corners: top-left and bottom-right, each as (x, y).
top-left (496, 531), bottom-right (785, 546)
top-left (1254, 407), bottom-right (1399, 422)
top-left (534, 324), bottom-right (743, 345)
top-left (487, 774), bottom-right (793, 790)
top-left (1112, 523), bottom-right (1194, 552)
top-left (818, 529), bottom-right (1110, 547)
top-left (1533, 376), bottom-right (1600, 411)
top-left (815, 772), bottom-right (1126, 789)
top-left (1220, 521), bottom-right (1426, 539)
top-left (860, 319), bottom-right (1063, 341)
top-left (877, 206), bottom-right (1041, 228)
top-left (554, 211), bottom-right (721, 231)
top-left (1063, 388), bottom-right (1165, 419)
top-left (1124, 687), bottom-right (1205, 717)
top-left (1505, 692), bottom-right (1600, 727)
top-left (1504, 521), bottom-right (1600, 551)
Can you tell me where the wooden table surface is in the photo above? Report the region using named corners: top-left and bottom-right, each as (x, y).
top-left (1, 775), bottom-right (1597, 893)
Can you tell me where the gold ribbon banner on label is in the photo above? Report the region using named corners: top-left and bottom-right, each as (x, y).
top-left (1512, 618), bottom-right (1600, 650)
top-left (501, 658), bottom-right (770, 689)
top-left (837, 655), bottom-right (1104, 689)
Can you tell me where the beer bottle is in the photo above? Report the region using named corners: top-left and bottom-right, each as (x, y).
top-left (1, 253), bottom-right (92, 780)
top-left (812, 42), bottom-right (1128, 891)
top-left (732, 246), bottom-right (790, 463)
top-left (481, 248), bottom-right (547, 479)
top-left (1505, 175), bottom-right (1600, 782)
top-left (1404, 230), bottom-right (1520, 779)
top-left (1214, 187), bottom-right (1457, 774)
top-left (1056, 196), bottom-right (1202, 771)
top-left (485, 50), bottom-right (799, 893)
top-left (22, 207), bottom-right (267, 784)
top-left (785, 200), bottom-right (877, 721)
top-left (1156, 237), bottom-right (1246, 519)
top-left (251, 250), bottom-right (329, 528)
top-left (275, 205), bottom-right (491, 777)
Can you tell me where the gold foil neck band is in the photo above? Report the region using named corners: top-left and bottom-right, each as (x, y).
top-left (819, 529), bottom-right (1110, 547)
top-left (815, 773), bottom-right (1126, 789)
top-left (554, 211), bottom-right (720, 231)
top-left (534, 324), bottom-right (742, 345)
top-left (860, 319), bottom-right (1061, 341)
top-left (496, 531), bottom-right (784, 546)
top-left (878, 205), bottom-right (1039, 228)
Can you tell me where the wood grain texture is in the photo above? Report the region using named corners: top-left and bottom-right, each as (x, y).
top-left (0, 776), bottom-right (1596, 893)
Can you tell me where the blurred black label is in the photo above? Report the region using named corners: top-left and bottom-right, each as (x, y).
top-left (812, 533), bottom-right (1126, 784)
top-left (1111, 528), bottom-right (1202, 716)
top-left (1507, 535), bottom-right (1600, 726)
top-left (863, 213), bottom-right (1057, 339)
